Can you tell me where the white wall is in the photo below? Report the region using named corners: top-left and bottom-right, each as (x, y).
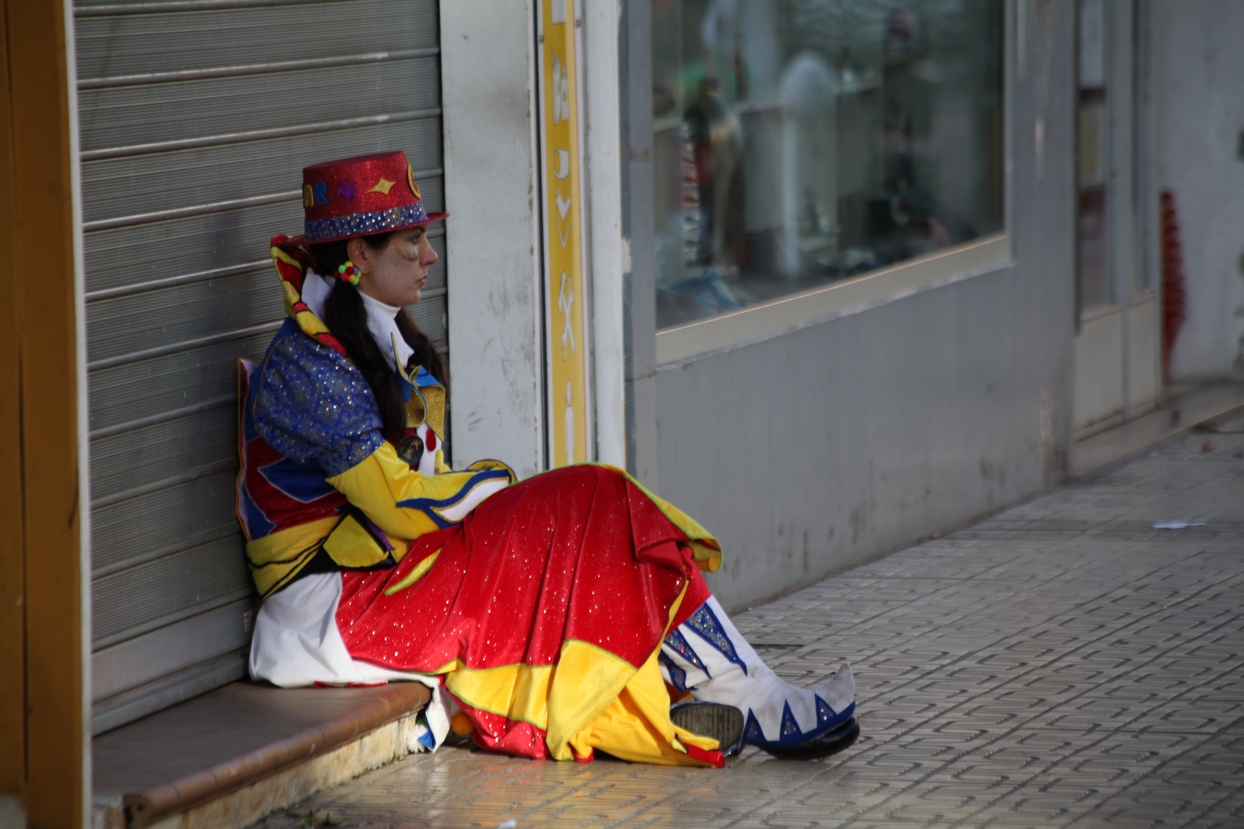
top-left (583, 0), bottom-right (628, 469)
top-left (1153, 0), bottom-right (1244, 379)
top-left (441, 0), bottom-right (546, 477)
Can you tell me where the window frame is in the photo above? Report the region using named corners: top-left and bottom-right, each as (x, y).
top-left (656, 233), bottom-right (1011, 365)
top-left (645, 0), bottom-right (1015, 368)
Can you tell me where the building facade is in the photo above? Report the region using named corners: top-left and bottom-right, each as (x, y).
top-left (4, 1), bottom-right (1240, 825)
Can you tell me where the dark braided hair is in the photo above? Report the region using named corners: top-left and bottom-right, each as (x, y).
top-left (310, 233), bottom-right (449, 446)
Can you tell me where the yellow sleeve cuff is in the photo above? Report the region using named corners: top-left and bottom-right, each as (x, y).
top-left (328, 442), bottom-right (516, 541)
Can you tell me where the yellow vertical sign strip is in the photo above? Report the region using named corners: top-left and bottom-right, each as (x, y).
top-left (540, 0), bottom-right (589, 468)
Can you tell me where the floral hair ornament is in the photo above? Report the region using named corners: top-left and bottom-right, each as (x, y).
top-left (337, 261), bottom-right (361, 286)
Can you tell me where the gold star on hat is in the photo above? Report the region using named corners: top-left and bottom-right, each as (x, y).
top-left (368, 178), bottom-right (396, 194)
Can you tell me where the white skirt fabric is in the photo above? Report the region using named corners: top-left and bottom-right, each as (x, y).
top-left (249, 572), bottom-right (453, 750)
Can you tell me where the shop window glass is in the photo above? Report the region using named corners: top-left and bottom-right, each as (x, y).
top-left (652, 0), bottom-right (1005, 329)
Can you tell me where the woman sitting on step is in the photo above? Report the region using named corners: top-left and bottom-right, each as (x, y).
top-left (237, 151), bottom-right (859, 766)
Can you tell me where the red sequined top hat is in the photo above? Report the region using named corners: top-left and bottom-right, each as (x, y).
top-left (299, 151), bottom-right (447, 244)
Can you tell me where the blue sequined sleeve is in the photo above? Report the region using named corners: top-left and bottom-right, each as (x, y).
top-left (252, 333), bottom-right (385, 477)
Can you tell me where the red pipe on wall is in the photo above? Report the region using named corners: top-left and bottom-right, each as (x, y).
top-left (1160, 191), bottom-right (1187, 382)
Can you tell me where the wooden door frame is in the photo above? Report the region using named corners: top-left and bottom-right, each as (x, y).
top-left (1, 0), bottom-right (90, 826)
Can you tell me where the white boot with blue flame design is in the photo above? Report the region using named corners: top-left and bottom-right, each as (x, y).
top-left (660, 597), bottom-right (857, 756)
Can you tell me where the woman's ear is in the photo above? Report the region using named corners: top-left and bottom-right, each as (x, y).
top-left (345, 237), bottom-right (369, 271)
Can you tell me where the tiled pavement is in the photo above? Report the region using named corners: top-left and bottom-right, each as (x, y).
top-left (252, 424), bottom-right (1244, 828)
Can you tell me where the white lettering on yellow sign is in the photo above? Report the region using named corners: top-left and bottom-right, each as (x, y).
top-left (552, 54), bottom-right (570, 125)
top-left (541, 0), bottom-right (587, 468)
top-left (564, 381), bottom-right (574, 466)
top-left (558, 271), bottom-right (575, 360)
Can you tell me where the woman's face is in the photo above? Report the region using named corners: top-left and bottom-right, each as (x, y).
top-left (349, 227), bottom-right (438, 308)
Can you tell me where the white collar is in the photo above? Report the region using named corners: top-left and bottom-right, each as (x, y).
top-left (303, 270), bottom-right (414, 373)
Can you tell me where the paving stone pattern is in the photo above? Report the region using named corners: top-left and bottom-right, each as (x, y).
top-left (253, 428), bottom-right (1244, 828)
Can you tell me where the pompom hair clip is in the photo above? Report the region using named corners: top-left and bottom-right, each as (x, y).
top-left (337, 261), bottom-right (361, 286)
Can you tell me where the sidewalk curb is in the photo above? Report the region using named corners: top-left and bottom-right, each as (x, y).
top-left (1072, 397), bottom-right (1244, 483)
top-left (92, 683), bottom-right (430, 829)
top-left (94, 707), bottom-right (425, 829)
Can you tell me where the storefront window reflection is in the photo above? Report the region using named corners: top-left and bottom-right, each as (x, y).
top-left (652, 0), bottom-right (1004, 328)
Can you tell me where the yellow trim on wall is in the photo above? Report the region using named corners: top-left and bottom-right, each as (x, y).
top-left (539, 0), bottom-right (590, 467)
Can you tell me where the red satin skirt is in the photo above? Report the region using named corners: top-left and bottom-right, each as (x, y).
top-left (335, 465), bottom-right (713, 761)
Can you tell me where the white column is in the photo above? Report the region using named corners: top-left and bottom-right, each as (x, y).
top-left (582, 0), bottom-right (627, 468)
top-left (441, 0), bottom-right (546, 477)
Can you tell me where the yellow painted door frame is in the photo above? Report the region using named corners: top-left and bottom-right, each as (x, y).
top-left (1, 0), bottom-right (89, 826)
top-left (537, 0), bottom-right (592, 468)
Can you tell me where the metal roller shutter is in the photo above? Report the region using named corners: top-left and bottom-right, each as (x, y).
top-left (77, 0), bottom-right (448, 734)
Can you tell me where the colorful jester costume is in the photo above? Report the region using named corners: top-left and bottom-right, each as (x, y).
top-left (238, 152), bottom-right (857, 767)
